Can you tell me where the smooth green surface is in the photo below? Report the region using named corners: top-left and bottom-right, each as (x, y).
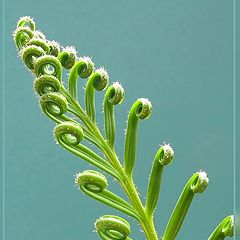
top-left (5, 0), bottom-right (234, 239)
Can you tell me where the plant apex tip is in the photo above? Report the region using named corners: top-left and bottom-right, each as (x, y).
top-left (160, 143), bottom-right (174, 165)
top-left (192, 170), bottom-right (209, 193)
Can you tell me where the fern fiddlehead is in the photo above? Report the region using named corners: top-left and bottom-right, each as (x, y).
top-left (48, 40), bottom-right (60, 57)
top-left (75, 170), bottom-right (140, 220)
top-left (208, 215), bottom-right (234, 240)
top-left (58, 46), bottom-right (77, 69)
top-left (26, 37), bottom-right (50, 53)
top-left (17, 16), bottom-right (35, 31)
top-left (85, 68), bottom-right (109, 122)
top-left (124, 98), bottom-right (152, 177)
top-left (34, 55), bottom-right (62, 80)
top-left (40, 93), bottom-right (70, 123)
top-left (34, 75), bottom-right (61, 96)
top-left (13, 16), bottom-right (234, 240)
top-left (95, 215), bottom-right (132, 240)
top-left (21, 45), bottom-right (45, 70)
top-left (162, 171), bottom-right (209, 239)
top-left (68, 57), bottom-right (94, 100)
top-left (104, 82), bottom-right (124, 150)
top-left (145, 144), bottom-right (174, 219)
top-left (13, 26), bottom-right (34, 50)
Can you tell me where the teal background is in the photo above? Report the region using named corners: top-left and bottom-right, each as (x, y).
top-left (235, 0), bottom-right (240, 238)
top-left (5, 0), bottom-right (235, 239)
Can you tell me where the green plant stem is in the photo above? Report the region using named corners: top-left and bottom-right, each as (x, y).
top-left (122, 176), bottom-right (159, 240)
top-left (84, 120), bottom-right (159, 239)
top-left (60, 84), bottom-right (159, 238)
top-left (105, 146), bottom-right (159, 240)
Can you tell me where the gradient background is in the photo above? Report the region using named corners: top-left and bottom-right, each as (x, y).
top-left (4, 0), bottom-right (236, 239)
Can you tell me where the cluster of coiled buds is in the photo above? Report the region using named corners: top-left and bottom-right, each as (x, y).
top-left (13, 16), bottom-right (233, 240)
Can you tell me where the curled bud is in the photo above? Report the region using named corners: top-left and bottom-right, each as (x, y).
top-left (95, 215), bottom-right (131, 240)
top-left (17, 16), bottom-right (35, 31)
top-left (162, 171), bottom-right (209, 240)
top-left (68, 57), bottom-right (94, 100)
top-left (34, 75), bottom-right (61, 96)
top-left (145, 144), bottom-right (174, 218)
top-left (124, 98), bottom-right (152, 176)
top-left (77, 57), bottom-right (94, 79)
top-left (75, 170), bottom-right (108, 193)
top-left (85, 67), bottom-right (109, 122)
top-left (104, 82), bottom-right (125, 149)
top-left (26, 37), bottom-right (50, 53)
top-left (208, 215), bottom-right (234, 239)
top-left (58, 46), bottom-right (77, 69)
top-left (13, 27), bottom-right (34, 50)
top-left (91, 67), bottom-right (109, 91)
top-left (33, 30), bottom-right (46, 39)
top-left (135, 98), bottom-right (152, 119)
top-left (47, 40), bottom-right (60, 57)
top-left (191, 171), bottom-right (209, 193)
top-left (105, 82), bottom-right (124, 105)
top-left (40, 92), bottom-right (68, 123)
top-left (34, 55), bottom-right (62, 80)
top-left (21, 45), bottom-right (45, 70)
top-left (160, 143), bottom-right (174, 165)
top-left (54, 121), bottom-right (84, 146)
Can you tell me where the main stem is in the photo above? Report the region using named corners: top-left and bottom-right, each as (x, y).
top-left (69, 100), bottom-right (159, 239)
top-left (122, 176), bottom-right (159, 240)
top-left (90, 122), bottom-right (159, 240)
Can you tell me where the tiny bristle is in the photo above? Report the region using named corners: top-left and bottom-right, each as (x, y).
top-left (97, 66), bottom-right (108, 75)
top-left (34, 30), bottom-right (46, 39)
top-left (63, 45), bottom-right (77, 54)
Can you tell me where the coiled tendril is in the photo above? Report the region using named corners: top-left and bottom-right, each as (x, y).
top-left (85, 68), bottom-right (109, 122)
top-left (75, 170), bottom-right (140, 220)
top-left (58, 46), bottom-right (77, 69)
top-left (13, 27), bottom-right (34, 50)
top-left (54, 121), bottom-right (84, 146)
top-left (47, 40), bottom-right (60, 57)
top-left (68, 57), bottom-right (94, 100)
top-left (17, 16), bottom-right (35, 31)
top-left (95, 215), bottom-right (132, 240)
top-left (55, 123), bottom-right (119, 178)
top-left (33, 30), bottom-right (46, 39)
top-left (124, 98), bottom-right (152, 176)
top-left (208, 215), bottom-right (234, 240)
top-left (145, 144), bottom-right (174, 218)
top-left (104, 82), bottom-right (125, 106)
top-left (34, 55), bottom-right (62, 80)
top-left (40, 92), bottom-right (69, 123)
top-left (162, 171), bottom-right (209, 240)
top-left (76, 170), bottom-right (108, 193)
top-left (21, 45), bottom-right (45, 70)
top-left (104, 82), bottom-right (125, 149)
top-left (26, 38), bottom-right (50, 53)
top-left (34, 75), bottom-right (61, 96)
